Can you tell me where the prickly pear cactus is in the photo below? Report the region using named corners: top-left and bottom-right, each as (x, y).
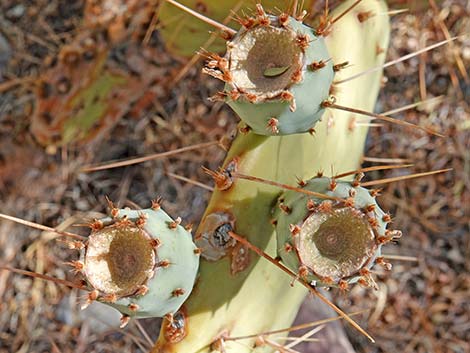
top-left (275, 177), bottom-right (397, 289)
top-left (153, 0), bottom-right (391, 352)
top-left (76, 202), bottom-right (199, 327)
top-left (206, 6), bottom-right (334, 135)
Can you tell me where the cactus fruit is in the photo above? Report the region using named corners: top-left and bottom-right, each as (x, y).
top-left (275, 177), bottom-right (396, 289)
top-left (204, 6), bottom-right (334, 135)
top-left (78, 204), bottom-right (199, 324)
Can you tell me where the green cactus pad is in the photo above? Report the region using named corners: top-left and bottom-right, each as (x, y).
top-left (82, 208), bottom-right (199, 318)
top-left (207, 12), bottom-right (334, 135)
top-left (275, 177), bottom-right (393, 287)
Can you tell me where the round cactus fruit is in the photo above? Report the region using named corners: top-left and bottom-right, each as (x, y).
top-left (79, 204), bottom-right (200, 324)
top-left (274, 177), bottom-right (398, 289)
top-left (204, 5), bottom-right (334, 136)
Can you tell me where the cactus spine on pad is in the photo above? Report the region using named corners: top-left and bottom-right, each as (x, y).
top-left (153, 1), bottom-right (390, 352)
top-left (275, 177), bottom-right (396, 289)
top-left (80, 206), bottom-right (199, 323)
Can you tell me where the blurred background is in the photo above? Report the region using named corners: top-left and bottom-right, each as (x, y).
top-left (0, 0), bottom-right (468, 352)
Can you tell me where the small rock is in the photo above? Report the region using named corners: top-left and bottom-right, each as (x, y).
top-left (56, 294), bottom-right (121, 332)
top-left (6, 4), bottom-right (26, 19)
top-left (80, 301), bottom-right (122, 332)
top-left (0, 32), bottom-right (12, 75)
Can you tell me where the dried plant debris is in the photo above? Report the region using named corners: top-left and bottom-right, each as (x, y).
top-left (31, 31), bottom-right (169, 147)
top-left (29, 0), bottom-right (170, 148)
top-left (84, 0), bottom-right (156, 43)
